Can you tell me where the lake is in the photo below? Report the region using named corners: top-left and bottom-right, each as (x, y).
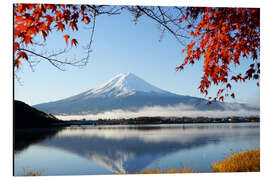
top-left (14, 123), bottom-right (259, 176)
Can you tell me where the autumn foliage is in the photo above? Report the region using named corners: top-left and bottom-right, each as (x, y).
top-left (177, 8), bottom-right (260, 101)
top-left (14, 4), bottom-right (90, 69)
top-left (14, 5), bottom-right (260, 101)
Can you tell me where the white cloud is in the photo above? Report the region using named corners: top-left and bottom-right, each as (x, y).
top-left (56, 104), bottom-right (259, 120)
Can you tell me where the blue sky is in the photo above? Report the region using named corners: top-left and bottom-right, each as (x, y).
top-left (14, 8), bottom-right (260, 106)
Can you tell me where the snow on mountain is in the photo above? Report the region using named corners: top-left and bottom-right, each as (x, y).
top-left (81, 73), bottom-right (171, 98)
top-left (33, 73), bottom-right (258, 115)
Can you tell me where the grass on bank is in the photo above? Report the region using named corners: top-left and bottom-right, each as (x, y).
top-left (131, 149), bottom-right (260, 174)
top-left (212, 149), bottom-right (260, 172)
top-left (18, 168), bottom-right (43, 176)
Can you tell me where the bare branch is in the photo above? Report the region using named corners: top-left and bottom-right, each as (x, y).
top-left (17, 48), bottom-right (81, 71)
top-left (133, 6), bottom-right (188, 46)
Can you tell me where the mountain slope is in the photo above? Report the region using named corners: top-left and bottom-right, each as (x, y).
top-left (33, 73), bottom-right (256, 115)
top-left (14, 100), bottom-right (64, 128)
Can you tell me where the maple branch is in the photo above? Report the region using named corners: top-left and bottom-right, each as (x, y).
top-left (135, 6), bottom-right (188, 46)
top-left (86, 5), bottom-right (123, 16)
top-left (47, 49), bottom-right (67, 59)
top-left (174, 6), bottom-right (197, 30)
top-left (77, 14), bottom-right (96, 67)
top-left (17, 48), bottom-right (83, 71)
top-left (24, 56), bottom-right (35, 72)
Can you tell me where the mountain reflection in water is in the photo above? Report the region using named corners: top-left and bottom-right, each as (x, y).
top-left (14, 123), bottom-right (259, 175)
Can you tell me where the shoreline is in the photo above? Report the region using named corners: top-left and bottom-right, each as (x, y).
top-left (14, 120), bottom-right (260, 131)
top-left (58, 116), bottom-right (260, 126)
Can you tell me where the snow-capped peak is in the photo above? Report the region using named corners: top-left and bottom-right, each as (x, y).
top-left (84, 73), bottom-right (170, 97)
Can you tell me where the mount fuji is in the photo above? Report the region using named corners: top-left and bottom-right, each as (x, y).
top-left (33, 73), bottom-right (255, 115)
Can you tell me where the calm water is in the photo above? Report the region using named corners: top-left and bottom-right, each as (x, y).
top-left (14, 123), bottom-right (259, 176)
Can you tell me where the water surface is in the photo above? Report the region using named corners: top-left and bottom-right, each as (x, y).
top-left (14, 123), bottom-right (260, 175)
